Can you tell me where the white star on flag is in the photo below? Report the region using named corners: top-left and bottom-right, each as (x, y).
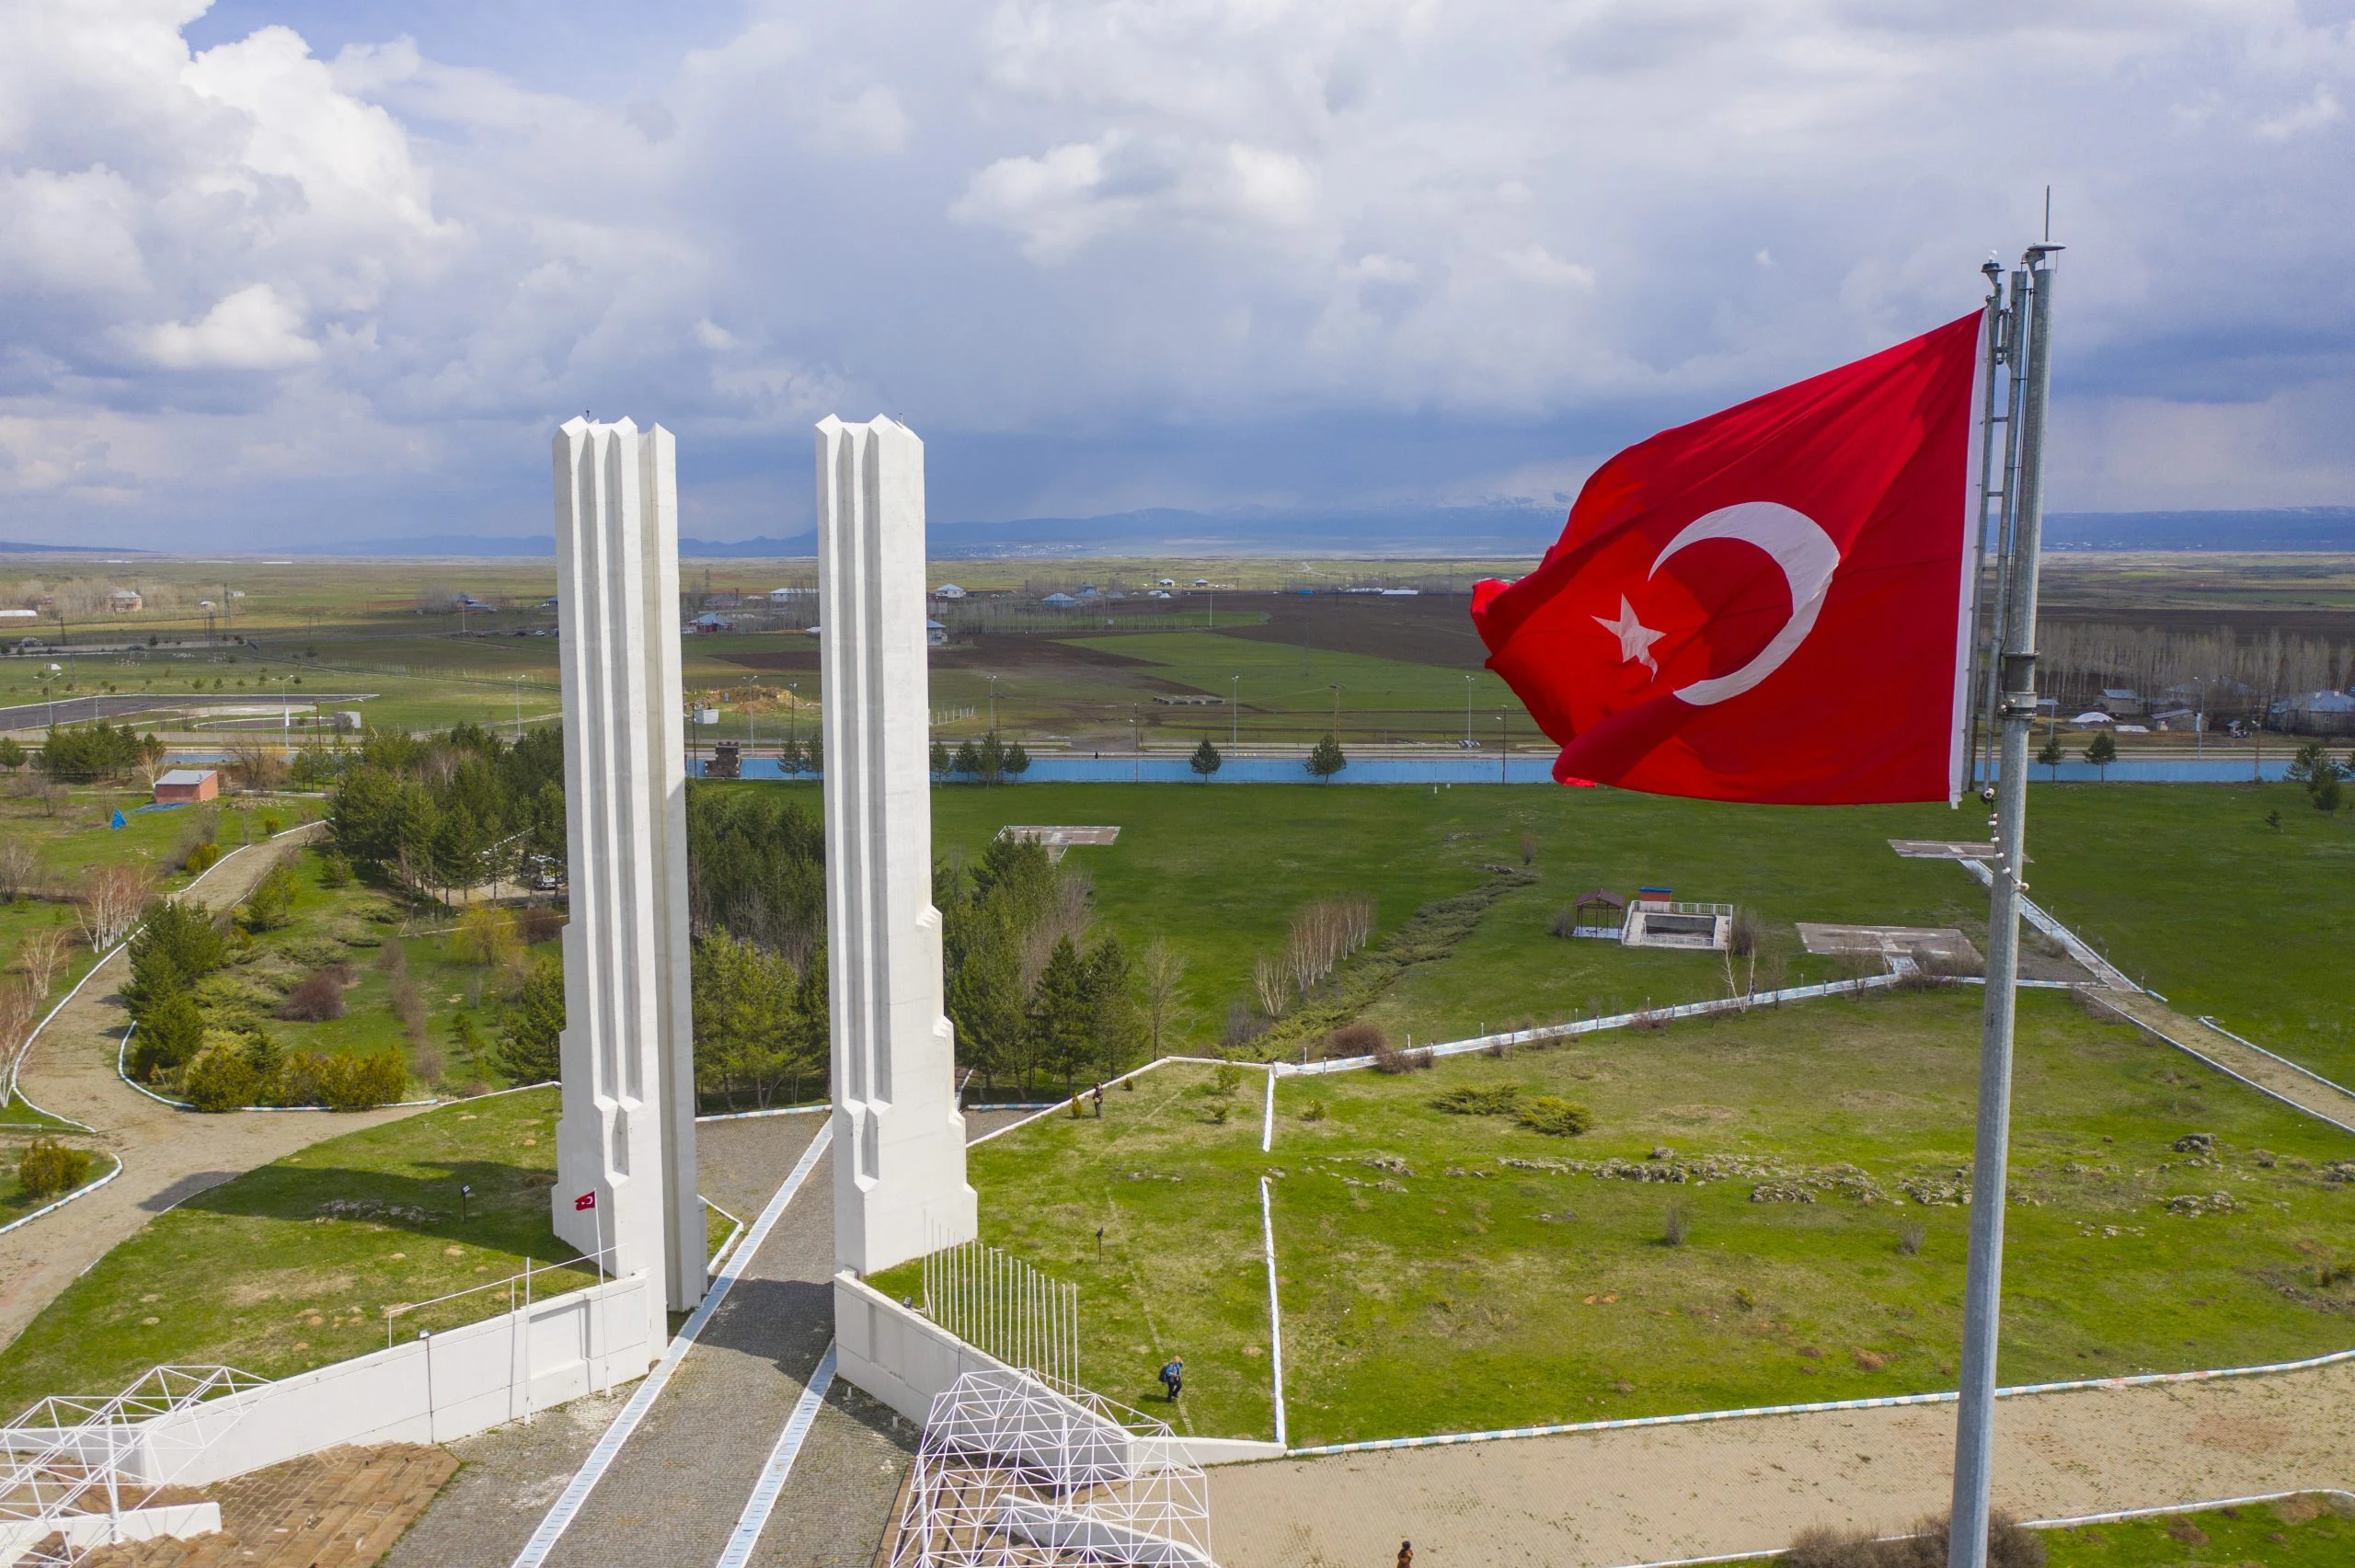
top-left (1591, 595), bottom-right (1666, 674)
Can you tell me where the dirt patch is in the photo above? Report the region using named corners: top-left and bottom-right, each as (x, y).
top-left (1207, 591), bottom-right (1492, 669)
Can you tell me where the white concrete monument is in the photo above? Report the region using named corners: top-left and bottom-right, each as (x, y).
top-left (549, 417), bottom-right (705, 1347)
top-left (817, 416), bottom-right (978, 1276)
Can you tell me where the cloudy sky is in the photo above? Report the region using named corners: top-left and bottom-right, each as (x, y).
top-left (3, 0), bottom-right (2350, 549)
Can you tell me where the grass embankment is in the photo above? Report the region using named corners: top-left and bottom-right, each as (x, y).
top-left (0, 1088), bottom-right (588, 1409)
top-left (902, 988), bottom-right (2355, 1447)
top-left (2043, 1494), bottom-right (2354, 1565)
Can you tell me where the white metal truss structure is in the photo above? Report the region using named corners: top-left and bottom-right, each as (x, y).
top-left (890, 1368), bottom-right (1213, 1568)
top-left (922, 1236), bottom-right (1080, 1391)
top-left (1, 1365), bottom-right (262, 1565)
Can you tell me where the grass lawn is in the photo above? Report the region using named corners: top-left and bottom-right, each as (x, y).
top-left (2042, 1496), bottom-right (2355, 1565)
top-left (884, 987), bottom-right (2355, 1448)
top-left (0, 1138), bottom-right (109, 1222)
top-left (2016, 783), bottom-right (2355, 1081)
top-left (0, 1088), bottom-right (591, 1410)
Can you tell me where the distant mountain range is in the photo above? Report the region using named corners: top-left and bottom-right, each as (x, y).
top-left (7, 504), bottom-right (2355, 557)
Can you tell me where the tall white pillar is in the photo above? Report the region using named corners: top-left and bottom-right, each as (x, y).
top-left (550, 417), bottom-right (704, 1350)
top-left (817, 416), bottom-right (977, 1276)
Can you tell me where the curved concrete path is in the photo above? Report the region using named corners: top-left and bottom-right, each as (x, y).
top-left (1209, 1359), bottom-right (2355, 1568)
top-left (0, 827), bottom-right (427, 1353)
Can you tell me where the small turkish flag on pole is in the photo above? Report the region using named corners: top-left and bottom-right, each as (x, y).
top-left (1474, 312), bottom-right (1986, 806)
top-left (574, 1191), bottom-right (597, 1212)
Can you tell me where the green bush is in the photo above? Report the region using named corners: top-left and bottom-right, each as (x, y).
top-left (1513, 1095), bottom-right (1592, 1137)
top-left (129, 990), bottom-right (206, 1080)
top-left (237, 864), bottom-right (300, 933)
top-left (183, 841), bottom-right (221, 875)
top-left (278, 1049), bottom-right (409, 1111)
top-left (316, 851), bottom-right (353, 889)
top-left (183, 1039), bottom-right (262, 1111)
top-left (1430, 1083), bottom-right (1522, 1116)
top-left (17, 1139), bottom-right (94, 1201)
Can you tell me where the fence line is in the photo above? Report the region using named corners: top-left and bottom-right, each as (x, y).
top-left (920, 1235), bottom-right (1078, 1390)
top-left (1259, 1177), bottom-right (1286, 1449)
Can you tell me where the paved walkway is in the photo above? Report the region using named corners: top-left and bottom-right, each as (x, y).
top-left (0, 827), bottom-right (427, 1353)
top-left (388, 1111), bottom-right (1017, 1568)
top-left (2093, 992), bottom-right (2355, 1134)
top-left (1211, 1360), bottom-right (2355, 1568)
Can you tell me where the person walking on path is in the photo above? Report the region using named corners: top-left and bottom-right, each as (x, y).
top-left (1396, 1540), bottom-right (1413, 1568)
top-left (1092, 1082), bottom-right (1105, 1117)
top-left (1159, 1356), bottom-right (1184, 1402)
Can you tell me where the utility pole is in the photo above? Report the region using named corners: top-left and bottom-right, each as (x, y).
top-left (1231, 675), bottom-right (1240, 750)
top-left (1328, 684), bottom-right (1341, 743)
top-left (1464, 674), bottom-right (1474, 746)
top-left (1948, 241), bottom-right (2062, 1568)
top-left (986, 674), bottom-right (998, 733)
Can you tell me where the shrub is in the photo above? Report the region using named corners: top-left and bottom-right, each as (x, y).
top-left (1371, 1040), bottom-right (1412, 1074)
top-left (237, 864), bottom-right (300, 933)
top-left (1431, 1084), bottom-right (1522, 1116)
top-left (278, 1049), bottom-right (408, 1110)
top-left (183, 1039), bottom-right (262, 1111)
top-left (278, 970), bottom-right (349, 1022)
top-left (17, 1139), bottom-right (93, 1201)
top-left (1729, 908), bottom-right (1763, 958)
top-left (316, 851), bottom-right (354, 889)
top-left (1661, 1201), bottom-right (1689, 1247)
top-left (1326, 1021), bottom-right (1391, 1062)
top-left (517, 905), bottom-right (565, 944)
top-left (1785, 1513), bottom-right (2044, 1568)
top-left (183, 841), bottom-right (221, 876)
top-left (1548, 906), bottom-right (1578, 938)
top-left (452, 906), bottom-right (523, 967)
top-left (1898, 1221), bottom-right (1927, 1256)
top-left (1300, 1098), bottom-right (1326, 1122)
top-left (1514, 1095), bottom-right (1592, 1137)
top-left (1206, 1063), bottom-right (1244, 1097)
top-left (129, 990), bottom-right (206, 1080)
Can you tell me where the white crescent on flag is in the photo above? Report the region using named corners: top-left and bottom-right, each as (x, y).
top-left (1648, 501), bottom-right (1842, 706)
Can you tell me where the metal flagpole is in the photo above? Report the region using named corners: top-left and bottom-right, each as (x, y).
top-left (1964, 266), bottom-right (2007, 794)
top-left (1947, 241), bottom-right (2061, 1568)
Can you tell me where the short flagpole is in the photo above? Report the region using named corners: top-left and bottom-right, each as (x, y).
top-left (1948, 242), bottom-right (2061, 1568)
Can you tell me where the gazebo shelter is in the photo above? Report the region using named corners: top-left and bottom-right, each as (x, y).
top-left (1567, 888), bottom-right (1626, 939)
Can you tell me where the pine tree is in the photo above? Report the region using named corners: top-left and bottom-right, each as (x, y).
top-left (495, 957), bottom-right (565, 1084)
top-left (2084, 729), bottom-right (2117, 780)
top-left (1026, 936), bottom-right (1094, 1098)
top-left (1189, 738), bottom-right (1222, 780)
top-left (1305, 733), bottom-right (1346, 781)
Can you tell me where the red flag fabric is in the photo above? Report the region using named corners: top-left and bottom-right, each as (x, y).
top-left (575, 1191), bottom-right (597, 1211)
top-left (1473, 312), bottom-right (1985, 806)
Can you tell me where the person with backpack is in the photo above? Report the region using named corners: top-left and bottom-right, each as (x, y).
top-left (1158, 1356), bottom-right (1184, 1402)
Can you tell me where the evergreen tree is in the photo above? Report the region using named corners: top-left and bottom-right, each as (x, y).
top-left (947, 922), bottom-right (1024, 1103)
top-left (495, 957), bottom-right (566, 1083)
top-left (2083, 729), bottom-right (2117, 780)
top-left (1004, 740), bottom-right (1030, 777)
top-left (2037, 734), bottom-right (2064, 777)
top-left (1025, 936), bottom-right (1094, 1098)
top-left (130, 990), bottom-right (205, 1080)
top-left (1082, 935), bottom-right (1143, 1082)
top-left (1305, 733), bottom-right (1347, 781)
top-left (1189, 738), bottom-right (1222, 780)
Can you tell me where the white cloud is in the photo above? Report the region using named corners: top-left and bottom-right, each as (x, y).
top-left (2, 0), bottom-right (2355, 542)
top-left (144, 282), bottom-right (321, 369)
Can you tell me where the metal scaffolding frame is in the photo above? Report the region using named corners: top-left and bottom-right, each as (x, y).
top-left (890, 1368), bottom-right (1212, 1568)
top-left (1, 1364), bottom-right (262, 1565)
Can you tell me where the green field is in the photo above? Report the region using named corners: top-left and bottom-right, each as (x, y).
top-left (890, 988), bottom-right (2355, 1447)
top-left (0, 1088), bottom-right (594, 1408)
top-left (2043, 1496), bottom-right (2355, 1566)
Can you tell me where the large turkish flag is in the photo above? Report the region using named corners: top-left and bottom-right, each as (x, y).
top-left (1473, 312), bottom-right (1985, 806)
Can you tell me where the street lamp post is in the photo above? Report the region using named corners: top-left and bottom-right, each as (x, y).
top-left (1464, 675), bottom-right (1474, 746)
top-left (986, 674), bottom-right (999, 733)
top-left (1230, 675), bottom-right (1240, 750)
top-left (1498, 712), bottom-right (1507, 784)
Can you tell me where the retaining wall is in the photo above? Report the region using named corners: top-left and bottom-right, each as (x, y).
top-left (63, 1275), bottom-right (658, 1487)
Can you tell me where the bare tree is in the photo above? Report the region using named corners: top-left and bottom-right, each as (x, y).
top-left (1140, 937), bottom-right (1187, 1056)
top-left (1252, 956), bottom-right (1289, 1019)
top-left (0, 981), bottom-right (37, 1107)
top-left (1019, 875), bottom-right (1094, 992)
top-left (0, 838), bottom-right (41, 902)
top-left (15, 928), bottom-right (74, 1001)
top-left (227, 740), bottom-right (286, 793)
top-left (77, 863), bottom-right (154, 951)
top-left (1284, 895), bottom-right (1378, 997)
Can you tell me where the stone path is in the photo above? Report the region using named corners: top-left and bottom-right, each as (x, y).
top-left (0, 827), bottom-right (432, 1354)
top-left (1211, 1360), bottom-right (2355, 1568)
top-left (2090, 992), bottom-right (2355, 1135)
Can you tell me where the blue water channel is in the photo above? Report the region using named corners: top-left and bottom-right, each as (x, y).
top-left (692, 755), bottom-right (2297, 785)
